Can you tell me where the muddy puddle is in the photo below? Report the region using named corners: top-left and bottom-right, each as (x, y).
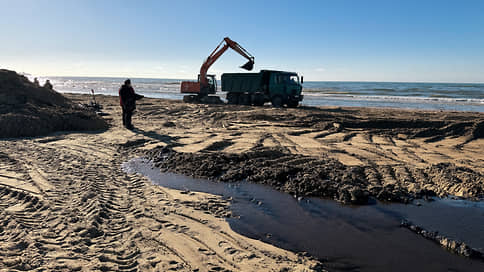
top-left (123, 158), bottom-right (484, 272)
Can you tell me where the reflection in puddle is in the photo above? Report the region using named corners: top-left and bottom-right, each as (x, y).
top-left (123, 158), bottom-right (484, 272)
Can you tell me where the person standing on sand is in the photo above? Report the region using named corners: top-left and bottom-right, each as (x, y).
top-left (119, 79), bottom-right (143, 129)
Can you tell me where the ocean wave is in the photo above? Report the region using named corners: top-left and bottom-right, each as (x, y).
top-left (303, 86), bottom-right (484, 99)
top-left (302, 93), bottom-right (484, 105)
top-left (371, 88), bottom-right (397, 92)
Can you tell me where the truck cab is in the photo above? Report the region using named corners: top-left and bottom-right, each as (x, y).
top-left (266, 71), bottom-right (303, 107)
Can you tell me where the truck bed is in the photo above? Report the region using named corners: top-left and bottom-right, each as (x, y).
top-left (221, 73), bottom-right (263, 93)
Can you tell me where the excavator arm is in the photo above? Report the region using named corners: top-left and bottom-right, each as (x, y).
top-left (200, 37), bottom-right (255, 87)
top-left (181, 37), bottom-right (254, 96)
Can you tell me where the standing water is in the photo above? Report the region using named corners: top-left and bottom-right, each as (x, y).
top-left (123, 158), bottom-right (484, 272)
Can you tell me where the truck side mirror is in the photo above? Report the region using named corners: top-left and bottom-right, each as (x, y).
top-left (301, 76), bottom-right (304, 84)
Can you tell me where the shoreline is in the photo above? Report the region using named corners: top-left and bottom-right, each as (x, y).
top-left (65, 90), bottom-right (484, 113)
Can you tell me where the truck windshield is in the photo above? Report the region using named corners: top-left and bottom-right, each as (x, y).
top-left (274, 74), bottom-right (299, 84)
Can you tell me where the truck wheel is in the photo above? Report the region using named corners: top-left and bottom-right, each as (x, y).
top-left (271, 96), bottom-right (283, 108)
top-left (252, 94), bottom-right (265, 106)
top-left (227, 93), bottom-right (239, 104)
top-left (287, 100), bottom-right (299, 108)
top-left (239, 94), bottom-right (251, 105)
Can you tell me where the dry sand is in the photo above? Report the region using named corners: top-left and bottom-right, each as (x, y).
top-left (1, 92), bottom-right (483, 271)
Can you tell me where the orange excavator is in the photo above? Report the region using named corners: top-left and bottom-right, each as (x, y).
top-left (181, 37), bottom-right (255, 103)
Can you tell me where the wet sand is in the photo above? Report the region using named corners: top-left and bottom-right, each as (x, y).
top-left (1, 93), bottom-right (483, 271)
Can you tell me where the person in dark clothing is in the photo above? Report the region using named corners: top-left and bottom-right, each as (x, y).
top-left (44, 79), bottom-right (53, 89)
top-left (119, 79), bottom-right (143, 129)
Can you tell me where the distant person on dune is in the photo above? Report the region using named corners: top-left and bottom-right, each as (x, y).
top-left (33, 77), bottom-right (40, 87)
top-left (119, 79), bottom-right (143, 129)
top-left (43, 79), bottom-right (53, 89)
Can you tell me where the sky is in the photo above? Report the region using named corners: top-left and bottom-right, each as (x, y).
top-left (1, 0), bottom-right (483, 83)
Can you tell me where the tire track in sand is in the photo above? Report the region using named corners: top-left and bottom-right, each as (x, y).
top-left (0, 131), bottom-right (318, 271)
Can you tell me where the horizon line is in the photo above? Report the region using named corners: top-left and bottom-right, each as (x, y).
top-left (13, 70), bottom-right (484, 85)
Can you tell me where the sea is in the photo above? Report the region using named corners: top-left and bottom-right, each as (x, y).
top-left (34, 76), bottom-right (484, 112)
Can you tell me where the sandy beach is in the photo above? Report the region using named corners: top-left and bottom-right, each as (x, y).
top-left (3, 0), bottom-right (484, 270)
top-left (1, 92), bottom-right (483, 271)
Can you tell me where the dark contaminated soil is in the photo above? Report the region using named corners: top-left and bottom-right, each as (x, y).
top-left (400, 220), bottom-right (484, 260)
top-left (145, 146), bottom-right (484, 204)
top-left (0, 70), bottom-right (108, 138)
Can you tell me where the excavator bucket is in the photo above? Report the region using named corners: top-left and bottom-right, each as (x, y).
top-left (240, 60), bottom-right (254, 71)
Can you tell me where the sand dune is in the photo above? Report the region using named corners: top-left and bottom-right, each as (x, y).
top-left (0, 70), bottom-right (108, 138)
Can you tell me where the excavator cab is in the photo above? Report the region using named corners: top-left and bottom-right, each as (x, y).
top-left (181, 74), bottom-right (217, 95)
top-left (182, 74), bottom-right (220, 103)
top-left (198, 74), bottom-right (217, 95)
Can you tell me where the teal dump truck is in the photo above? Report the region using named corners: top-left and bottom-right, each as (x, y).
top-left (221, 70), bottom-right (304, 107)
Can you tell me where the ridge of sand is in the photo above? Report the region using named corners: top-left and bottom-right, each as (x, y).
top-left (0, 70), bottom-right (108, 138)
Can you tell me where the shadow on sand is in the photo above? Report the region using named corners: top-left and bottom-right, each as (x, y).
top-left (130, 127), bottom-right (183, 147)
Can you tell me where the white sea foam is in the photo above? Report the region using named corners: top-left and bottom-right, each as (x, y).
top-left (302, 92), bottom-right (484, 105)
